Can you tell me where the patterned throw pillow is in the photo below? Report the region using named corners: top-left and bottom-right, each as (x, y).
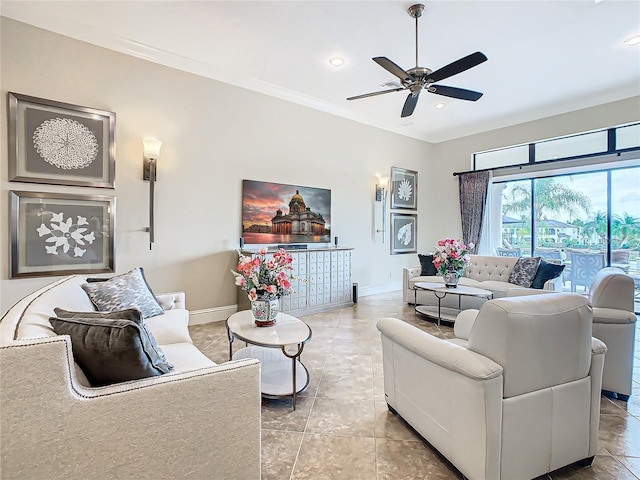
top-left (50, 316), bottom-right (172, 386)
top-left (53, 307), bottom-right (172, 371)
top-left (508, 257), bottom-right (542, 288)
top-left (81, 267), bottom-right (164, 319)
top-left (418, 254), bottom-right (438, 276)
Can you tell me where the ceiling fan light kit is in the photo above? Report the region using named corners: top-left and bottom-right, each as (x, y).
top-left (347, 3), bottom-right (488, 118)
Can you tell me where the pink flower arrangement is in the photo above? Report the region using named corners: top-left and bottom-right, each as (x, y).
top-left (231, 247), bottom-right (295, 301)
top-left (432, 238), bottom-right (473, 276)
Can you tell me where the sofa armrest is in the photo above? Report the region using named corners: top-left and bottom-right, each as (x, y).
top-left (592, 307), bottom-right (637, 325)
top-left (0, 336), bottom-right (261, 480)
top-left (377, 317), bottom-right (502, 380)
top-left (454, 309), bottom-right (480, 341)
top-left (403, 267), bottom-right (422, 303)
top-left (156, 291), bottom-right (186, 310)
top-left (543, 275), bottom-right (564, 291)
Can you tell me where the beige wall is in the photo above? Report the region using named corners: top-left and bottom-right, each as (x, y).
top-left (2, 18), bottom-right (638, 316)
top-left (424, 97), bottom-right (640, 251)
top-left (0, 18), bottom-right (433, 315)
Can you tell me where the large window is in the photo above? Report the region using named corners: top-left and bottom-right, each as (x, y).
top-left (492, 166), bottom-right (640, 293)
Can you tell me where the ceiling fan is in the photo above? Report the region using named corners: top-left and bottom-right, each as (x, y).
top-left (347, 4), bottom-right (487, 118)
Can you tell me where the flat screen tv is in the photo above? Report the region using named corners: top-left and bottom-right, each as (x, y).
top-left (242, 179), bottom-right (331, 245)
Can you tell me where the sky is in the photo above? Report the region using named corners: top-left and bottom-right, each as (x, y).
top-left (557, 168), bottom-right (640, 222)
top-left (242, 180), bottom-right (331, 229)
top-left (503, 166), bottom-right (640, 223)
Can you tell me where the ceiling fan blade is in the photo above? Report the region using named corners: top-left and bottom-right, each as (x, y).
top-left (401, 92), bottom-right (420, 117)
top-left (347, 87), bottom-right (405, 101)
top-left (430, 85), bottom-right (483, 101)
top-left (373, 57), bottom-right (415, 83)
top-left (427, 52), bottom-right (487, 84)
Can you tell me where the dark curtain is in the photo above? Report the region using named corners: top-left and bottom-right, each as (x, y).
top-left (458, 171), bottom-right (491, 254)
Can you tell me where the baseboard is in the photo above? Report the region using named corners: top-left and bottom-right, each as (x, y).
top-left (359, 282), bottom-right (402, 297)
top-left (188, 283), bottom-right (401, 325)
top-left (189, 305), bottom-right (237, 325)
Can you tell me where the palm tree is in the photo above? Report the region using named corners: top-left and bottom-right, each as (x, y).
top-left (612, 212), bottom-right (640, 247)
top-left (583, 211), bottom-right (608, 245)
top-left (502, 177), bottom-right (592, 223)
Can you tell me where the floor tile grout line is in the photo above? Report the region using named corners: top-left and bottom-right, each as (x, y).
top-left (288, 328), bottom-right (330, 480)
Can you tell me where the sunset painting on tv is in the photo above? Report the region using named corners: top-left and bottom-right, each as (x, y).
top-left (242, 180), bottom-right (331, 245)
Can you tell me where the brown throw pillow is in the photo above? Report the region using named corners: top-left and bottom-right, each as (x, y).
top-left (50, 316), bottom-right (172, 386)
top-left (53, 307), bottom-right (172, 371)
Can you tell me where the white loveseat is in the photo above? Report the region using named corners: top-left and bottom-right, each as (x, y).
top-left (403, 254), bottom-right (563, 310)
top-left (378, 293), bottom-right (606, 480)
top-left (0, 275), bottom-right (261, 480)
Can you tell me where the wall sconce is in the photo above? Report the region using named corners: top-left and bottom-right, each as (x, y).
top-left (375, 175), bottom-right (389, 243)
top-left (143, 138), bottom-right (162, 250)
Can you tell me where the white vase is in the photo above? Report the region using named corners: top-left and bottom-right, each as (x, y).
top-left (443, 271), bottom-right (461, 288)
top-left (251, 297), bottom-right (279, 327)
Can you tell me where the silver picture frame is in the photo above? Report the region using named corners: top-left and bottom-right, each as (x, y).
top-left (10, 191), bottom-right (116, 278)
top-left (390, 213), bottom-right (417, 255)
top-left (390, 166), bottom-right (418, 210)
top-left (8, 92), bottom-right (116, 188)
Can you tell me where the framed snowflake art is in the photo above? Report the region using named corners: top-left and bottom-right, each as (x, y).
top-left (10, 191), bottom-right (115, 278)
top-left (390, 166), bottom-right (417, 210)
top-left (8, 92), bottom-right (115, 188)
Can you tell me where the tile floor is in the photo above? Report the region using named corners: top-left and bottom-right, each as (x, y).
top-left (189, 291), bottom-right (640, 480)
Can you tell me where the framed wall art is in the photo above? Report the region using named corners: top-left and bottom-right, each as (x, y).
top-left (10, 191), bottom-right (115, 278)
top-left (390, 213), bottom-right (417, 255)
top-left (390, 166), bottom-right (417, 210)
top-left (8, 92), bottom-right (116, 188)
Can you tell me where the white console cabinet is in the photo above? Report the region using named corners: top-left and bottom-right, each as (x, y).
top-left (236, 247), bottom-right (354, 316)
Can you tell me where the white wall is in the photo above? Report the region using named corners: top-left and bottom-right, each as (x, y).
top-left (0, 18), bottom-right (434, 315)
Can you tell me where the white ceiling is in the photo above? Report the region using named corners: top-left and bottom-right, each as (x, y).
top-left (2, 1), bottom-right (639, 143)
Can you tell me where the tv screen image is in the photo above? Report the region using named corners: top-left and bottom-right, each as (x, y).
top-left (242, 179), bottom-right (331, 245)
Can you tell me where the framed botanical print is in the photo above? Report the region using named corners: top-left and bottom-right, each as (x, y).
top-left (10, 191), bottom-right (115, 278)
top-left (390, 213), bottom-right (417, 255)
top-left (8, 92), bottom-right (116, 188)
top-left (390, 166), bottom-right (417, 210)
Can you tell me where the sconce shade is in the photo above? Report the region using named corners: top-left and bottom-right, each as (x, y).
top-left (378, 176), bottom-right (390, 188)
top-left (143, 138), bottom-right (162, 160)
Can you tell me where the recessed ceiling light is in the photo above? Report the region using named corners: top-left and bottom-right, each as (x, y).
top-left (624, 35), bottom-right (640, 46)
top-left (434, 103), bottom-right (446, 109)
top-left (328, 57), bottom-right (344, 67)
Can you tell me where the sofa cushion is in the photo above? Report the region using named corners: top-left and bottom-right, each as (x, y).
top-left (50, 315), bottom-right (172, 386)
top-left (508, 257), bottom-right (541, 288)
top-left (53, 307), bottom-right (172, 370)
top-left (81, 267), bottom-right (164, 319)
top-left (477, 280), bottom-right (516, 297)
top-left (418, 254), bottom-right (438, 276)
top-left (531, 260), bottom-right (565, 289)
top-left (160, 343), bottom-right (217, 372)
top-left (144, 309), bottom-right (192, 346)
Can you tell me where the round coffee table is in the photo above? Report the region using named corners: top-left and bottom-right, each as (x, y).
top-left (414, 281), bottom-right (493, 325)
top-left (226, 310), bottom-right (312, 410)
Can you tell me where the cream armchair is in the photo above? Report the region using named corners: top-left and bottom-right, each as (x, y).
top-left (589, 267), bottom-right (637, 401)
top-left (377, 293), bottom-right (606, 480)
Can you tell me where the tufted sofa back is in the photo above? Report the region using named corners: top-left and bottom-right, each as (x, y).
top-left (464, 255), bottom-right (518, 283)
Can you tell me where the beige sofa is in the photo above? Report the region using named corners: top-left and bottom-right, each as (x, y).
top-left (403, 254), bottom-right (563, 310)
top-left (378, 293), bottom-right (606, 480)
top-left (0, 275), bottom-right (261, 480)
